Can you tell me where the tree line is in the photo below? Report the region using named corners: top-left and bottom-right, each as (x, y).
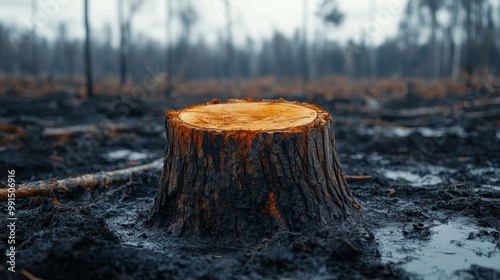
top-left (0, 0), bottom-right (498, 87)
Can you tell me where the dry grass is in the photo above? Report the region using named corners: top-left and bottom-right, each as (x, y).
top-left (0, 74), bottom-right (498, 100)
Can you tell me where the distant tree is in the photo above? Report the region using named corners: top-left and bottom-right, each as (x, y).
top-left (118, 0), bottom-right (143, 86)
top-left (176, 0), bottom-right (198, 79)
top-left (317, 0), bottom-right (344, 26)
top-left (302, 0), bottom-right (309, 93)
top-left (102, 23), bottom-right (114, 76)
top-left (459, 0), bottom-right (497, 79)
top-left (463, 0), bottom-right (472, 79)
top-left (317, 0), bottom-right (345, 74)
top-left (225, 0), bottom-right (234, 79)
top-left (368, 0), bottom-right (376, 78)
top-left (179, 1), bottom-right (197, 44)
top-left (118, 0), bottom-right (126, 85)
top-left (84, 0), bottom-right (94, 97)
top-left (421, 0), bottom-right (442, 78)
top-left (31, 0), bottom-right (38, 77)
top-left (166, 0), bottom-right (174, 96)
top-left (478, 3), bottom-right (498, 76)
top-left (48, 23), bottom-right (68, 79)
top-left (400, 0), bottom-right (453, 77)
top-left (447, 0), bottom-right (463, 79)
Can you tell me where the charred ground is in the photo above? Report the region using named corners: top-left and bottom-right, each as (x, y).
top-left (0, 78), bottom-right (499, 279)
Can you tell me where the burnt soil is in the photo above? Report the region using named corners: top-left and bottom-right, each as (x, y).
top-left (0, 87), bottom-right (499, 279)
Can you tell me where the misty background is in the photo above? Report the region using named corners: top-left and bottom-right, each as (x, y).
top-left (0, 0), bottom-right (499, 87)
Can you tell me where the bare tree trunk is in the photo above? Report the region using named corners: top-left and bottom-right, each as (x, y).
top-left (451, 2), bottom-right (462, 79)
top-left (225, 0), bottom-right (234, 79)
top-left (166, 0), bottom-right (174, 96)
top-left (465, 0), bottom-right (473, 84)
top-left (431, 12), bottom-right (438, 78)
top-left (442, 27), bottom-right (450, 77)
top-left (84, 0), bottom-right (94, 97)
top-left (118, 0), bottom-right (127, 86)
top-left (31, 0), bottom-right (38, 77)
top-left (301, 0), bottom-right (309, 94)
top-left (369, 0), bottom-right (377, 79)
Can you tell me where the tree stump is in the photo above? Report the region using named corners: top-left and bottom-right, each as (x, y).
top-left (150, 98), bottom-right (359, 243)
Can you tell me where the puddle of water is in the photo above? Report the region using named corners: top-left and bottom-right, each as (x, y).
top-left (376, 218), bottom-right (500, 279)
top-left (482, 185), bottom-right (500, 192)
top-left (416, 174), bottom-right (443, 186)
top-left (417, 126), bottom-right (466, 138)
top-left (359, 126), bottom-right (468, 138)
top-left (367, 153), bottom-right (391, 165)
top-left (359, 127), bottom-right (412, 138)
top-left (384, 170), bottom-right (420, 182)
top-left (390, 127), bottom-right (412, 138)
top-left (469, 166), bottom-right (499, 176)
top-left (350, 153), bottom-right (364, 160)
top-left (417, 127), bottom-right (444, 137)
top-left (105, 149), bottom-right (151, 161)
top-left (469, 166), bottom-right (500, 185)
top-left (383, 170), bottom-right (443, 186)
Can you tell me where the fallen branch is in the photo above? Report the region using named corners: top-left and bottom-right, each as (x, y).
top-left (344, 175), bottom-right (373, 180)
top-left (0, 158), bottom-right (163, 200)
top-left (382, 96), bottom-right (500, 119)
top-left (41, 121), bottom-right (161, 138)
top-left (19, 115), bottom-right (58, 126)
top-left (20, 269), bottom-right (43, 280)
top-left (42, 124), bottom-right (100, 137)
top-left (382, 106), bottom-right (445, 119)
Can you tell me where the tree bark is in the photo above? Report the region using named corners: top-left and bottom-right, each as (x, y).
top-left (150, 99), bottom-right (359, 243)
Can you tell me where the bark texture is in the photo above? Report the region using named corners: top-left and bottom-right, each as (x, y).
top-left (150, 98), bottom-right (359, 243)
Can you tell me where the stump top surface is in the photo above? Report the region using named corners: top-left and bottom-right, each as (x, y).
top-left (178, 102), bottom-right (318, 131)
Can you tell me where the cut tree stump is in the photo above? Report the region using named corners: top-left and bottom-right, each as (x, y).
top-left (150, 98), bottom-right (359, 243)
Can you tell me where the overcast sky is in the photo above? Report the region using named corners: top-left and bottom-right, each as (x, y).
top-left (0, 0), bottom-right (408, 47)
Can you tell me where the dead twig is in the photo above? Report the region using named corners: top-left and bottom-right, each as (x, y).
top-left (0, 158), bottom-right (163, 200)
top-left (448, 182), bottom-right (466, 188)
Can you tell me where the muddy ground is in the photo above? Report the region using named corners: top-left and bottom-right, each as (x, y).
top-left (0, 84), bottom-right (499, 279)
